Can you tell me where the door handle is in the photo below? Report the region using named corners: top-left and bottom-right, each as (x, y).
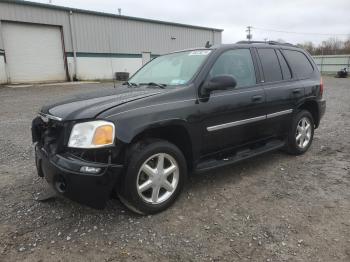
top-left (251, 95), bottom-right (263, 102)
top-left (292, 88), bottom-right (301, 94)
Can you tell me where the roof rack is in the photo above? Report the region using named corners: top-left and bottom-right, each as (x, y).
top-left (236, 40), bottom-right (295, 47)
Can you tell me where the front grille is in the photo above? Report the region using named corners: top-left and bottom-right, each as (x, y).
top-left (32, 116), bottom-right (66, 155)
top-left (67, 148), bottom-right (112, 164)
top-left (32, 115), bottom-right (123, 164)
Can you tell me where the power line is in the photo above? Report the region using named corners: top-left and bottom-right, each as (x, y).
top-left (253, 26), bottom-right (349, 36)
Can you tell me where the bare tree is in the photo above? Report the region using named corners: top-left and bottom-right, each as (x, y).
top-left (298, 37), bottom-right (350, 55)
top-left (297, 41), bottom-right (315, 54)
top-left (342, 36), bottom-right (350, 54)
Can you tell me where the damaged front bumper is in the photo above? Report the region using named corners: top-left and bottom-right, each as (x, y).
top-left (35, 145), bottom-right (123, 209)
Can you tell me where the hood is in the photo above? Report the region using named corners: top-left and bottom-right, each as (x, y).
top-left (41, 87), bottom-right (162, 121)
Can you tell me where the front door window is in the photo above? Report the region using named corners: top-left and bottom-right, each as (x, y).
top-left (209, 49), bottom-right (256, 88)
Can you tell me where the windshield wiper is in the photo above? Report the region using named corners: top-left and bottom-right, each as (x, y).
top-left (122, 81), bottom-right (138, 87)
top-left (139, 82), bottom-right (167, 89)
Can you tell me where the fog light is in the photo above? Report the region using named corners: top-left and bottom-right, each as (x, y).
top-left (80, 166), bottom-right (101, 174)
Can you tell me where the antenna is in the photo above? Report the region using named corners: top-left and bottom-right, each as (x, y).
top-left (118, 8), bottom-right (122, 15)
top-left (205, 41), bottom-right (212, 48)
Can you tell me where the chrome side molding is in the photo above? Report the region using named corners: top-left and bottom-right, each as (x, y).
top-left (207, 115), bottom-right (266, 132)
top-left (266, 109), bottom-right (293, 119)
top-left (207, 109), bottom-right (293, 132)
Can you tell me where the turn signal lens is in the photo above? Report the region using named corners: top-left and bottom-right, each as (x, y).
top-left (92, 125), bottom-right (114, 146)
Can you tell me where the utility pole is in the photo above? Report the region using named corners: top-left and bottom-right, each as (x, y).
top-left (246, 26), bottom-right (252, 42)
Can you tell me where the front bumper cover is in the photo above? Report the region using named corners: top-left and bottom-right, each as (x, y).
top-left (35, 146), bottom-right (123, 209)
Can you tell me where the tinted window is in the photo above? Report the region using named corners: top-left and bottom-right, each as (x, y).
top-left (210, 49), bottom-right (256, 88)
top-left (257, 48), bottom-right (283, 82)
top-left (276, 50), bottom-right (292, 80)
top-left (283, 50), bottom-right (314, 79)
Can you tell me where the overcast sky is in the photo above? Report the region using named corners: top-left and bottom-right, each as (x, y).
top-left (35, 0), bottom-right (350, 45)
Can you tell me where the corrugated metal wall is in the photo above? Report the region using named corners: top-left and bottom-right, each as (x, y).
top-left (72, 13), bottom-right (220, 54)
top-left (0, 1), bottom-right (222, 55)
top-left (313, 55), bottom-right (350, 74)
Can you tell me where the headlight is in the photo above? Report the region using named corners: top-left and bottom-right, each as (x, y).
top-left (68, 120), bottom-right (115, 148)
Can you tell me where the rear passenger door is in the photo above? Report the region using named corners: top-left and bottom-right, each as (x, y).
top-left (282, 49), bottom-right (318, 100)
top-left (256, 48), bottom-right (303, 138)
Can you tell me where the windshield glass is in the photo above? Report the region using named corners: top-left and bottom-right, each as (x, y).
top-left (129, 50), bottom-right (211, 86)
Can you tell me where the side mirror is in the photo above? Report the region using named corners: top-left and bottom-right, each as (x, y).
top-left (201, 75), bottom-right (237, 96)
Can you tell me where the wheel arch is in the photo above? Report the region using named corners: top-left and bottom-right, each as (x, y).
top-left (127, 122), bottom-right (195, 171)
top-left (297, 99), bottom-right (320, 128)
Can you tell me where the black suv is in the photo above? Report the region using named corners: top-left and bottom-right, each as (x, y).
top-left (32, 41), bottom-right (326, 214)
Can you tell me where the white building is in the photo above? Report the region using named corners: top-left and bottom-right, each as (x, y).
top-left (0, 0), bottom-right (222, 84)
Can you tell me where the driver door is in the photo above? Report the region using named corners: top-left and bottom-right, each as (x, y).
top-left (199, 48), bottom-right (267, 155)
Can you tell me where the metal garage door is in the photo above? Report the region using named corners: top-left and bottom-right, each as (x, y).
top-left (2, 22), bottom-right (66, 83)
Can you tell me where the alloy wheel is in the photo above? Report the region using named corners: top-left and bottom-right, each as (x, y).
top-left (295, 117), bottom-right (312, 149)
top-left (136, 153), bottom-right (179, 204)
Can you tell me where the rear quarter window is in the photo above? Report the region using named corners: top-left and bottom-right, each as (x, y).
top-left (257, 48), bottom-right (283, 82)
top-left (283, 50), bottom-right (314, 79)
top-left (276, 50), bottom-right (292, 80)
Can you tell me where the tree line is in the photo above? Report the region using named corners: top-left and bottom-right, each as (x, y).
top-left (297, 37), bottom-right (350, 55)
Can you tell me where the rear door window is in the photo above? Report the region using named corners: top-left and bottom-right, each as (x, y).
top-left (276, 50), bottom-right (292, 80)
top-left (257, 48), bottom-right (283, 82)
top-left (209, 49), bottom-right (256, 88)
top-left (282, 50), bottom-right (314, 79)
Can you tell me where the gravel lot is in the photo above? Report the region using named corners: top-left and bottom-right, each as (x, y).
top-left (0, 77), bottom-right (349, 262)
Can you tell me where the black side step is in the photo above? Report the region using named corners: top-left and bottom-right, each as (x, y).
top-left (195, 139), bottom-right (285, 173)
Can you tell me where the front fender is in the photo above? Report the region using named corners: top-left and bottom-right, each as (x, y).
top-left (116, 118), bottom-right (190, 144)
top-left (112, 116), bottom-right (201, 166)
top-left (98, 88), bottom-right (201, 161)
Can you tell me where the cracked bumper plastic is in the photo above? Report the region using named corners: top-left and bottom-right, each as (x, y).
top-left (35, 146), bottom-right (123, 209)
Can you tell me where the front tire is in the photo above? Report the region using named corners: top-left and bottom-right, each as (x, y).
top-left (118, 139), bottom-right (187, 215)
top-left (286, 110), bottom-right (314, 155)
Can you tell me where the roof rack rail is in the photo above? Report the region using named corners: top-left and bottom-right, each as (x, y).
top-left (236, 40), bottom-right (295, 47)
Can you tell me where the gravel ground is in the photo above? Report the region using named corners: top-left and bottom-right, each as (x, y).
top-left (0, 77), bottom-right (349, 262)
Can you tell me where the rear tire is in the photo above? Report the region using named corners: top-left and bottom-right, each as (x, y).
top-left (118, 139), bottom-right (187, 215)
top-left (286, 110), bottom-right (314, 155)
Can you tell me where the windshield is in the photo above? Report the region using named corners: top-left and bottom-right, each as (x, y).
top-left (129, 50), bottom-right (211, 86)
